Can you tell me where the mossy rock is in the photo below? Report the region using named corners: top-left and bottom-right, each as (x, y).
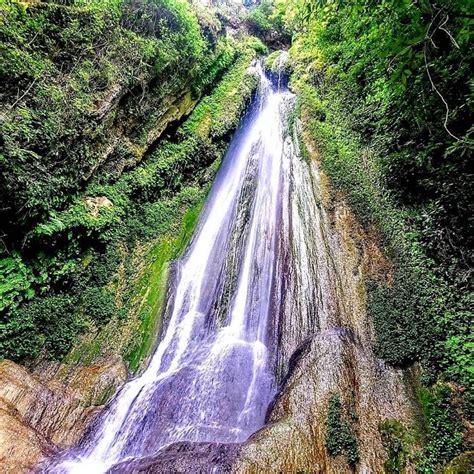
top-left (443, 451), bottom-right (474, 473)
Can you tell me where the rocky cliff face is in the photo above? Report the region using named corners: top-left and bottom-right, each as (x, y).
top-left (89, 86), bottom-right (200, 181)
top-left (233, 134), bottom-right (419, 472)
top-left (96, 126), bottom-right (420, 474)
top-left (0, 0), bottom-right (231, 237)
top-left (0, 358), bottom-right (126, 473)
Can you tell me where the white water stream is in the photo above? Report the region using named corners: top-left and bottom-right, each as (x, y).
top-left (51, 61), bottom-right (299, 473)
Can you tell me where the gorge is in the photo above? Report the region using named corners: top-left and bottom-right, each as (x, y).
top-left (41, 58), bottom-right (417, 474)
top-left (0, 1), bottom-right (472, 473)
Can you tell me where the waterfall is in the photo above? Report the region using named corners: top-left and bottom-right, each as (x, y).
top-left (49, 60), bottom-right (299, 473)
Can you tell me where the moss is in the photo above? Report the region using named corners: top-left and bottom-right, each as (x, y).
top-left (443, 452), bottom-right (474, 474)
top-left (264, 50), bottom-right (282, 71)
top-left (179, 40), bottom-right (259, 140)
top-left (93, 384), bottom-right (118, 407)
top-left (34, 41), bottom-right (258, 242)
top-left (379, 419), bottom-right (418, 473)
top-left (264, 49), bottom-right (291, 77)
top-left (125, 198), bottom-right (204, 372)
top-left (124, 239), bottom-right (172, 373)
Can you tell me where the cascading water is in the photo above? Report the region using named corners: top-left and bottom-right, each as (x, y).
top-left (49, 60), bottom-right (299, 473)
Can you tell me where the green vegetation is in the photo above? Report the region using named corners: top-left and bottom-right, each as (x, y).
top-left (125, 198), bottom-right (204, 372)
top-left (0, 254), bottom-right (35, 312)
top-left (60, 186), bottom-right (207, 369)
top-left (33, 40), bottom-right (258, 244)
top-left (325, 395), bottom-right (359, 466)
top-left (267, 0), bottom-right (472, 470)
top-left (1, 0), bottom-right (224, 229)
top-left (418, 385), bottom-right (465, 471)
top-left (379, 419), bottom-right (417, 473)
top-left (0, 0), bottom-right (261, 367)
top-left (244, 0), bottom-right (289, 47)
top-left (0, 0), bottom-right (471, 468)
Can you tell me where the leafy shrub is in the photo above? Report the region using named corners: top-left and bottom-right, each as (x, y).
top-left (418, 385), bottom-right (465, 471)
top-left (325, 395), bottom-right (359, 466)
top-left (0, 254), bottom-right (35, 312)
top-left (379, 419), bottom-right (417, 473)
top-left (246, 2), bottom-right (273, 36)
top-left (1, 294), bottom-right (83, 360)
top-left (245, 0), bottom-right (289, 46)
top-left (0, 306), bottom-right (41, 361)
top-left (82, 287), bottom-right (117, 325)
top-left (368, 255), bottom-right (444, 375)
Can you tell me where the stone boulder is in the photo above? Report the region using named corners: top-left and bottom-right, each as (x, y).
top-left (0, 357), bottom-right (127, 471)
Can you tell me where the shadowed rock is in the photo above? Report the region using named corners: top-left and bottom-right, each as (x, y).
top-left (108, 442), bottom-right (239, 473)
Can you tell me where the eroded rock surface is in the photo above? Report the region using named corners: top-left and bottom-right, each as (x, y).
top-left (0, 398), bottom-right (54, 473)
top-left (236, 329), bottom-right (415, 473)
top-left (108, 442), bottom-right (239, 473)
top-left (0, 357), bottom-right (126, 472)
top-left (232, 136), bottom-right (417, 472)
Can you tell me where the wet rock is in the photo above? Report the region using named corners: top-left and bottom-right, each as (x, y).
top-left (102, 328), bottom-right (417, 473)
top-left (0, 357), bottom-right (127, 471)
top-left (87, 88), bottom-right (198, 181)
top-left (143, 91), bottom-right (197, 148)
top-left (233, 137), bottom-right (417, 472)
top-left (108, 441), bottom-right (239, 473)
top-left (95, 83), bottom-right (126, 120)
top-left (234, 328), bottom-right (416, 473)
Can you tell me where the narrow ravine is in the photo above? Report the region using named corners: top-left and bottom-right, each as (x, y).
top-left (38, 55), bottom-right (421, 474)
top-left (44, 62), bottom-right (295, 473)
top-left (2, 2), bottom-right (471, 472)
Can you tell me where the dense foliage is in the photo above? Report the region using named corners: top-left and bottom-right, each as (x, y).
top-left (267, 0), bottom-right (473, 469)
top-left (420, 385), bottom-right (465, 470)
top-left (0, 0), bottom-right (262, 364)
top-left (0, 0), bottom-right (230, 237)
top-left (379, 419), bottom-right (417, 473)
top-left (244, 0), bottom-right (289, 47)
top-left (274, 0), bottom-right (473, 378)
top-left (325, 395), bottom-right (359, 466)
